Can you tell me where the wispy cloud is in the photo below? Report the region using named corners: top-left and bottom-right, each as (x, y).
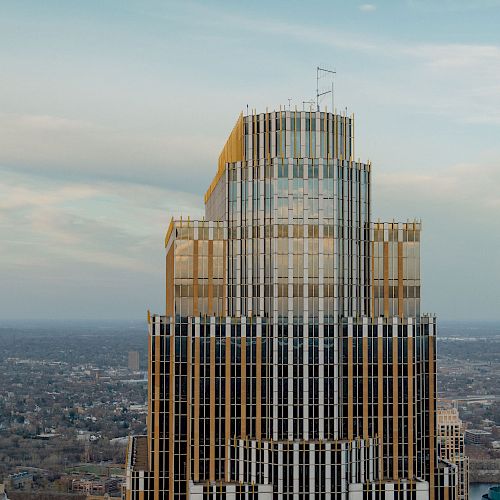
top-left (0, 112), bottom-right (219, 189)
top-left (174, 4), bottom-right (500, 123)
top-left (406, 0), bottom-right (500, 13)
top-left (373, 161), bottom-right (500, 320)
top-left (0, 169), bottom-right (203, 272)
top-left (381, 163), bottom-right (498, 199)
top-left (0, 168), bottom-right (204, 318)
top-left (405, 42), bottom-right (500, 70)
top-left (359, 4), bottom-right (377, 12)
top-left (1, 0), bottom-right (499, 320)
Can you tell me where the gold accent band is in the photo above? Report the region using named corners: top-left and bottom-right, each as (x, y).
top-left (393, 330), bottom-right (399, 480)
top-left (169, 334), bottom-right (175, 495)
top-left (209, 335), bottom-right (216, 480)
top-left (408, 335), bottom-right (414, 479)
top-left (225, 336), bottom-right (231, 481)
top-left (194, 337), bottom-right (200, 481)
top-left (363, 336), bottom-right (369, 439)
top-left (383, 242), bottom-right (389, 317)
top-left (241, 336), bottom-right (247, 438)
top-left (205, 113), bottom-right (244, 204)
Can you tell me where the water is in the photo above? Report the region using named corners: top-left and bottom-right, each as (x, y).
top-left (470, 483), bottom-right (500, 500)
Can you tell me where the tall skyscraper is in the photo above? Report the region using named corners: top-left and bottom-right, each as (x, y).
top-left (437, 402), bottom-right (469, 500)
top-left (125, 107), bottom-right (456, 499)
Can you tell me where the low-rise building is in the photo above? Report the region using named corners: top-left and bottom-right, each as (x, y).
top-left (6, 472), bottom-right (33, 491)
top-left (72, 477), bottom-right (121, 496)
top-left (465, 429), bottom-right (492, 445)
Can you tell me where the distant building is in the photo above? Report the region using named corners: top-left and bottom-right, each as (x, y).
top-left (72, 477), bottom-right (120, 496)
top-left (34, 432), bottom-right (60, 440)
top-left (437, 403), bottom-right (469, 500)
top-left (6, 472), bottom-right (33, 491)
top-left (465, 429), bottom-right (492, 445)
top-left (128, 351), bottom-right (140, 372)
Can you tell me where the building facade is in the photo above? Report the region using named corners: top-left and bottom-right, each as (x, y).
top-left (128, 351), bottom-right (140, 372)
top-left (125, 108), bottom-right (454, 498)
top-left (437, 402), bottom-right (469, 500)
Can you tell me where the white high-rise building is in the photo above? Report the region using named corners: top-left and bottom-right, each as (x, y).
top-left (438, 402), bottom-right (469, 500)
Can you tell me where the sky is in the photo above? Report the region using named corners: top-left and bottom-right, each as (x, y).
top-left (1, 0), bottom-right (499, 321)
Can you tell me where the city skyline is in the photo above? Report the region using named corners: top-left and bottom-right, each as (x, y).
top-left (1, 0), bottom-right (499, 321)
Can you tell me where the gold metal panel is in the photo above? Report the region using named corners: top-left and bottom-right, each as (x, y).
top-left (324, 110), bottom-right (327, 159)
top-left (193, 240), bottom-right (199, 316)
top-left (209, 335), bottom-right (216, 481)
top-left (363, 336), bottom-right (369, 439)
top-left (344, 114), bottom-right (347, 160)
top-left (393, 333), bottom-right (399, 480)
top-left (169, 334), bottom-right (175, 496)
top-left (223, 242), bottom-right (227, 317)
top-left (383, 242), bottom-right (389, 317)
top-left (241, 337), bottom-right (247, 438)
top-left (351, 113), bottom-right (355, 161)
top-left (429, 335), bottom-right (436, 500)
top-left (378, 332), bottom-right (384, 479)
top-left (164, 216), bottom-right (174, 248)
top-left (398, 241), bottom-right (403, 317)
top-left (205, 113), bottom-right (244, 204)
top-left (334, 113), bottom-right (338, 158)
top-left (147, 330), bottom-right (152, 460)
top-left (371, 241), bottom-right (375, 318)
top-left (309, 110), bottom-right (313, 159)
top-left (280, 109), bottom-right (283, 159)
top-left (408, 336), bottom-right (414, 479)
top-left (208, 240), bottom-right (214, 314)
top-left (194, 337), bottom-right (200, 481)
top-left (225, 336), bottom-right (231, 481)
top-left (186, 333), bottom-right (192, 490)
top-left (154, 334), bottom-right (160, 495)
top-left (166, 245), bottom-right (175, 317)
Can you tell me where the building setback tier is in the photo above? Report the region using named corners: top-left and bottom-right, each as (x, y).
top-left (124, 109), bottom-right (457, 499)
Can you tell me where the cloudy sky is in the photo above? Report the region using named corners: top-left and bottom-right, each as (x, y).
top-left (1, 0), bottom-right (499, 321)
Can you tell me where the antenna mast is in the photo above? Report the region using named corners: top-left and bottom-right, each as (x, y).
top-left (316, 66), bottom-right (336, 111)
top-left (302, 100), bottom-right (315, 111)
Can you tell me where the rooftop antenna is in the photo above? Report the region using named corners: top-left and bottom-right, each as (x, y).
top-left (302, 100), bottom-right (315, 111)
top-left (316, 66), bottom-right (336, 112)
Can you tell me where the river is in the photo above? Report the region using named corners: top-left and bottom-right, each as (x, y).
top-left (470, 483), bottom-right (499, 500)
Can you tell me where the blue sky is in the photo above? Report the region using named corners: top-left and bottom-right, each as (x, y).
top-left (1, 0), bottom-right (499, 320)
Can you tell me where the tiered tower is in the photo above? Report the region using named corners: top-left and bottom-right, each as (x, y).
top-left (125, 107), bottom-right (456, 499)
